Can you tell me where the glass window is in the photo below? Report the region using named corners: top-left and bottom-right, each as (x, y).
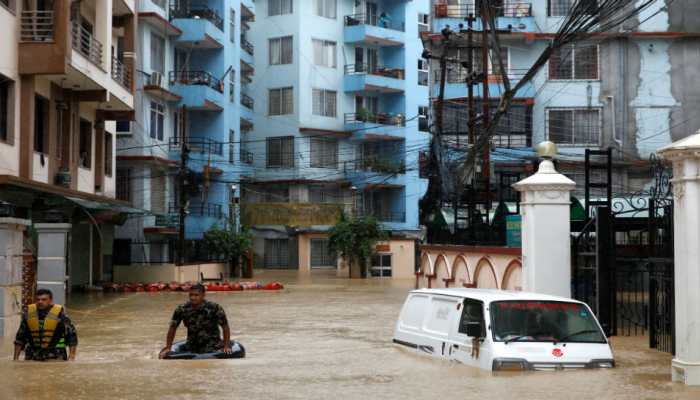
top-left (418, 106), bottom-right (429, 132)
top-left (229, 68), bottom-right (235, 103)
top-left (314, 0), bottom-right (336, 18)
top-left (230, 9), bottom-right (236, 43)
top-left (310, 238), bottom-right (335, 267)
top-left (264, 239), bottom-right (290, 268)
top-left (418, 59), bottom-right (428, 86)
top-left (150, 33), bottom-right (165, 74)
top-left (313, 39), bottom-right (337, 68)
top-left (312, 89), bottom-right (337, 117)
top-left (269, 87), bottom-right (293, 115)
top-left (549, 44), bottom-right (598, 80)
top-left (105, 133), bottom-right (113, 176)
top-left (370, 254), bottom-right (392, 277)
top-left (310, 138), bottom-right (338, 169)
top-left (79, 119), bottom-right (92, 168)
top-left (418, 13), bottom-right (429, 35)
top-left (229, 129), bottom-right (235, 164)
top-left (547, 108), bottom-right (600, 146)
top-left (458, 298), bottom-right (484, 336)
top-left (150, 101), bottom-right (165, 141)
top-left (116, 168), bottom-right (131, 202)
top-left (490, 301), bottom-right (606, 343)
top-left (0, 77), bottom-right (11, 144)
top-left (268, 0), bottom-right (293, 16)
top-left (269, 36), bottom-right (293, 65)
top-left (266, 136), bottom-right (294, 168)
top-left (34, 95), bottom-right (48, 153)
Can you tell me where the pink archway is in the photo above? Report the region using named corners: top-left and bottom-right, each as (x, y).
top-left (417, 253), bottom-right (433, 289)
top-left (433, 255), bottom-right (450, 288)
top-left (451, 255), bottom-right (471, 288)
top-left (474, 257), bottom-right (499, 289)
top-left (501, 259), bottom-right (523, 291)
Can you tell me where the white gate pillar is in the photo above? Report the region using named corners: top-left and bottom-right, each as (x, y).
top-left (513, 142), bottom-right (575, 298)
top-left (659, 131), bottom-right (700, 385)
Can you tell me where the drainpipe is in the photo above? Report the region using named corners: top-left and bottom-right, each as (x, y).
top-left (89, 223), bottom-right (93, 288)
top-left (607, 95), bottom-right (623, 148)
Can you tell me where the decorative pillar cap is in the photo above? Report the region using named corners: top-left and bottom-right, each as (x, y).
top-left (513, 159), bottom-right (575, 192)
top-left (658, 129), bottom-right (700, 160)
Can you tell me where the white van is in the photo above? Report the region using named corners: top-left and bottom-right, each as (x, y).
top-left (393, 288), bottom-right (614, 371)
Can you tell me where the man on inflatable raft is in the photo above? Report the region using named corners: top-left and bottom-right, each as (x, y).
top-left (159, 283), bottom-right (245, 359)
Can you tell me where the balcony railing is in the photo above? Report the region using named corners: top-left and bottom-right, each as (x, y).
top-left (241, 93), bottom-right (254, 110)
top-left (169, 202), bottom-right (224, 218)
top-left (344, 112), bottom-right (405, 126)
top-left (241, 36), bottom-right (254, 55)
top-left (169, 70), bottom-right (224, 93)
top-left (360, 210), bottom-right (406, 223)
top-left (20, 10), bottom-right (54, 42)
top-left (112, 57), bottom-right (132, 89)
top-left (344, 13), bottom-right (405, 31)
top-left (72, 22), bottom-right (103, 66)
top-left (169, 136), bottom-right (224, 156)
top-left (344, 64), bottom-right (405, 80)
top-left (433, 2), bottom-right (533, 18)
top-left (344, 158), bottom-right (406, 175)
top-left (169, 1), bottom-right (224, 30)
top-left (154, 214), bottom-right (179, 228)
top-left (240, 149), bottom-right (253, 164)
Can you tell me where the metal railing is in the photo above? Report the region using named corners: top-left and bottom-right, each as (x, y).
top-left (359, 210), bottom-right (406, 223)
top-left (169, 70), bottom-right (224, 93)
top-left (241, 36), bottom-right (254, 55)
top-left (169, 202), bottom-right (224, 218)
top-left (240, 149), bottom-right (253, 164)
top-left (344, 13), bottom-right (405, 31)
top-left (72, 22), bottom-right (103, 66)
top-left (344, 112), bottom-right (405, 126)
top-left (343, 158), bottom-right (406, 175)
top-left (241, 93), bottom-right (254, 109)
top-left (154, 214), bottom-right (179, 228)
top-left (169, 1), bottom-right (224, 30)
top-left (344, 64), bottom-right (405, 80)
top-left (433, 2), bottom-right (533, 18)
top-left (169, 136), bottom-right (224, 156)
top-left (111, 57), bottom-right (132, 89)
top-left (20, 10), bottom-right (54, 42)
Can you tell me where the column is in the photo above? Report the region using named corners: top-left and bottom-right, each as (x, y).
top-left (0, 218), bottom-right (30, 337)
top-left (659, 131), bottom-right (700, 385)
top-left (35, 223), bottom-right (72, 306)
top-left (513, 142), bottom-right (575, 298)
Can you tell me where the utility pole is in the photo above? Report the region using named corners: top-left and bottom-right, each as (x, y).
top-left (178, 104), bottom-right (188, 265)
top-left (480, 2), bottom-right (491, 219)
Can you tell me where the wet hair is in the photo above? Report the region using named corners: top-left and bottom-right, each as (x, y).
top-left (36, 288), bottom-right (53, 299)
top-left (190, 284), bottom-right (206, 294)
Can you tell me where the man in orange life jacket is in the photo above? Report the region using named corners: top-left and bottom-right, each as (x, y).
top-left (13, 289), bottom-right (78, 361)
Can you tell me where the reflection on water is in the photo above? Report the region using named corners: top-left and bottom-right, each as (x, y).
top-left (1, 270), bottom-right (699, 400)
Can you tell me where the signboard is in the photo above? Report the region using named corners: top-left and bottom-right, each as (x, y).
top-left (506, 215), bottom-right (522, 248)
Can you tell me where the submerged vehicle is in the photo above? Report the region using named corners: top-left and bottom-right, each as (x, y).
top-left (393, 288), bottom-right (614, 371)
top-left (163, 340), bottom-right (246, 360)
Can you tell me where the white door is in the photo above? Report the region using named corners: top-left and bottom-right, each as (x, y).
top-left (448, 298), bottom-right (491, 369)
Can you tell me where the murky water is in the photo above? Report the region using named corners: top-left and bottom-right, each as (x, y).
top-left (2, 270), bottom-right (699, 400)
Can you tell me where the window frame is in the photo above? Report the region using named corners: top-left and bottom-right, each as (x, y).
top-left (268, 0), bottom-right (293, 17)
top-left (105, 132), bottom-right (113, 177)
top-left (312, 88), bottom-right (337, 118)
top-left (269, 36), bottom-right (293, 65)
top-left (546, 107), bottom-right (602, 147)
top-left (548, 43), bottom-right (600, 81)
top-left (266, 135), bottom-right (295, 168)
top-left (149, 101), bottom-right (165, 141)
top-left (312, 39), bottom-right (337, 68)
top-left (314, 0), bottom-right (337, 19)
top-left (150, 32), bottom-right (166, 75)
top-left (230, 8), bottom-right (236, 43)
top-left (116, 168), bottom-right (131, 202)
top-left (264, 238), bottom-right (290, 268)
top-left (0, 77), bottom-right (13, 145)
top-left (79, 118), bottom-right (93, 169)
top-left (310, 238), bottom-right (335, 268)
top-left (268, 87), bottom-right (294, 116)
top-left (310, 137), bottom-right (338, 169)
top-left (33, 95), bottom-right (49, 154)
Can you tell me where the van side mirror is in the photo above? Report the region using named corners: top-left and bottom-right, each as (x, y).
top-left (465, 322), bottom-right (483, 338)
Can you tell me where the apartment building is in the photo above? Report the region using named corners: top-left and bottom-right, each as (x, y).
top-left (244, 0), bottom-right (430, 278)
top-left (426, 0), bottom-right (700, 196)
top-left (115, 0), bottom-right (255, 265)
top-left (0, 0), bottom-right (136, 290)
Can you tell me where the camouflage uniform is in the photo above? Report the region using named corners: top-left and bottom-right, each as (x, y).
top-left (170, 300), bottom-right (229, 353)
top-left (14, 307), bottom-right (78, 361)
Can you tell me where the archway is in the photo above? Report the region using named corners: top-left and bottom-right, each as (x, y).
top-left (452, 255), bottom-right (471, 287)
top-left (501, 260), bottom-right (523, 291)
top-left (433, 255), bottom-right (450, 288)
top-left (474, 258), bottom-right (499, 289)
top-left (417, 253), bottom-right (433, 288)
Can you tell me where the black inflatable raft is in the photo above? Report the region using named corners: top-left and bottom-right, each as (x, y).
top-left (163, 340), bottom-right (246, 360)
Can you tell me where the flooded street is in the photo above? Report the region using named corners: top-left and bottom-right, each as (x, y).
top-left (2, 271), bottom-right (699, 400)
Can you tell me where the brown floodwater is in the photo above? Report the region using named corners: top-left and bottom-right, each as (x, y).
top-left (2, 270), bottom-right (699, 400)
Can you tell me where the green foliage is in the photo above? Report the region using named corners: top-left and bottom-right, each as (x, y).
top-left (328, 214), bottom-right (388, 275)
top-left (203, 225), bottom-right (252, 263)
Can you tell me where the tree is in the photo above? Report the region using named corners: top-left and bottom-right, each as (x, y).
top-left (203, 225), bottom-right (252, 278)
top-left (328, 214), bottom-right (388, 278)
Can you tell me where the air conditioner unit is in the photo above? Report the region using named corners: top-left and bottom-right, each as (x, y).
top-left (149, 71), bottom-right (163, 87)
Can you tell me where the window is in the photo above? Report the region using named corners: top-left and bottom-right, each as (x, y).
top-left (310, 138), bottom-right (338, 169)
top-left (309, 185), bottom-right (341, 203)
top-left (79, 119), bottom-right (92, 168)
top-left (549, 44), bottom-right (598, 80)
top-left (173, 110), bottom-right (182, 141)
top-left (116, 121), bottom-right (131, 135)
top-left (457, 298), bottom-right (484, 336)
top-left (34, 95), bottom-right (49, 153)
top-left (105, 133), bottom-right (113, 176)
top-left (261, 186), bottom-right (289, 202)
top-left (548, 0), bottom-right (596, 17)
top-left (418, 13), bottom-right (430, 35)
top-left (229, 130), bottom-right (235, 164)
top-left (312, 89), bottom-right (336, 117)
top-left (150, 33), bottom-right (165, 74)
top-left (230, 9), bottom-right (236, 43)
top-left (269, 36), bottom-right (293, 65)
top-left (268, 0), bottom-right (293, 16)
top-left (266, 136), bottom-right (294, 168)
top-left (151, 173), bottom-right (166, 214)
top-left (116, 168), bottom-right (131, 202)
top-left (418, 59), bottom-right (428, 86)
top-left (310, 238), bottom-right (335, 268)
top-left (547, 108), bottom-right (601, 146)
top-left (314, 0), bottom-right (336, 18)
top-left (152, 0), bottom-right (165, 9)
top-left (0, 77), bottom-right (13, 144)
top-left (269, 87), bottom-right (293, 115)
top-left (150, 101), bottom-right (165, 140)
top-left (229, 68), bottom-right (235, 102)
top-left (418, 106), bottom-right (429, 132)
top-left (313, 39), bottom-right (336, 68)
top-left (370, 254), bottom-right (392, 277)
top-left (264, 239), bottom-right (290, 268)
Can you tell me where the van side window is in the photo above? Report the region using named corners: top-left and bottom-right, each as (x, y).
top-left (458, 299), bottom-right (484, 335)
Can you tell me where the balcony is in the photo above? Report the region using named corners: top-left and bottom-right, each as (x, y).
top-left (344, 111), bottom-right (408, 139)
top-left (432, 2), bottom-right (535, 32)
top-left (170, 1), bottom-right (224, 49)
top-left (344, 64), bottom-right (405, 94)
top-left (112, 57), bottom-right (131, 89)
top-left (169, 71), bottom-right (224, 111)
top-left (72, 21), bottom-right (103, 67)
top-left (169, 136), bottom-right (224, 156)
top-left (240, 203), bottom-right (344, 227)
top-left (21, 10), bottom-right (55, 42)
top-left (241, 36), bottom-right (254, 55)
top-left (359, 210), bottom-right (406, 223)
top-left (241, 93), bottom-right (254, 110)
top-left (344, 13), bottom-right (405, 47)
top-left (433, 69), bottom-right (536, 99)
top-left (169, 202), bottom-right (224, 218)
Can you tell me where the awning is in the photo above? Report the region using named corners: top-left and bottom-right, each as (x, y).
top-left (66, 196), bottom-right (149, 215)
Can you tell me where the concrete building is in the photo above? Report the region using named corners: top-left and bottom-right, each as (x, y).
top-left (115, 0), bottom-right (256, 265)
top-left (425, 0), bottom-right (700, 195)
top-left (0, 0), bottom-right (136, 291)
top-left (243, 0), bottom-right (430, 277)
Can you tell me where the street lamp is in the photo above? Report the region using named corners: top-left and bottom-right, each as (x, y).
top-left (230, 184), bottom-right (238, 232)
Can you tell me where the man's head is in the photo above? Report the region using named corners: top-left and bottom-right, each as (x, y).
top-left (35, 289), bottom-right (54, 310)
top-left (189, 284), bottom-right (206, 305)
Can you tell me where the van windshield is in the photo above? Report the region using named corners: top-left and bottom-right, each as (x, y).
top-left (490, 301), bottom-right (606, 343)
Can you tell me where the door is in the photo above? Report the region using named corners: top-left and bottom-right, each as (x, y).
top-left (367, 48), bottom-right (379, 74)
top-left (370, 254), bottom-right (392, 277)
top-left (449, 298), bottom-right (489, 369)
top-left (365, 2), bottom-right (378, 25)
top-left (354, 47), bottom-right (364, 73)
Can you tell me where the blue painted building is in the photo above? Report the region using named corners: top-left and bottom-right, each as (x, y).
top-left (243, 0), bottom-right (430, 277)
top-left (115, 0), bottom-right (255, 264)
